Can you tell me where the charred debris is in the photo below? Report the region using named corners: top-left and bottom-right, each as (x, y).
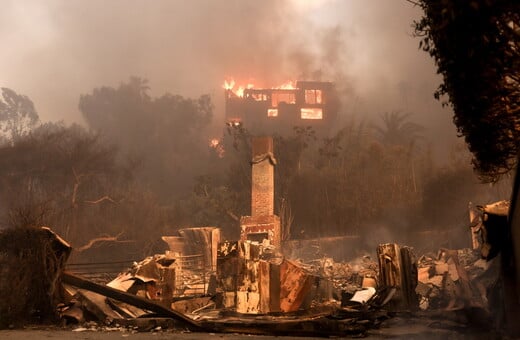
top-left (0, 137), bottom-right (508, 337)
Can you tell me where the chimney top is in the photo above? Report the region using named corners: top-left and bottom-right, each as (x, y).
top-left (252, 136), bottom-right (273, 157)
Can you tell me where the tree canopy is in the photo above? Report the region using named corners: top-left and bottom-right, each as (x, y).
top-left (373, 111), bottom-right (425, 147)
top-left (415, 0), bottom-right (520, 182)
top-left (0, 87), bottom-right (39, 143)
top-left (79, 77), bottom-right (214, 200)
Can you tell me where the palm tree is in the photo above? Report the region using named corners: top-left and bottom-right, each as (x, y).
top-left (373, 111), bottom-right (426, 199)
top-left (373, 111), bottom-right (425, 147)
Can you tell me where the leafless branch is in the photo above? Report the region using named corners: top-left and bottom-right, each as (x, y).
top-left (84, 195), bottom-right (117, 204)
top-left (226, 210), bottom-right (240, 222)
top-left (75, 231), bottom-right (133, 252)
top-left (404, 0), bottom-right (421, 7)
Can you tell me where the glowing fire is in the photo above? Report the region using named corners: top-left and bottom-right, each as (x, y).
top-left (300, 108), bottom-right (323, 120)
top-left (209, 138), bottom-right (219, 148)
top-left (275, 80), bottom-right (296, 90)
top-left (209, 138), bottom-right (225, 158)
top-left (223, 79), bottom-right (235, 90)
top-left (267, 108), bottom-right (278, 117)
top-left (234, 83), bottom-right (254, 98)
top-left (223, 78), bottom-right (297, 97)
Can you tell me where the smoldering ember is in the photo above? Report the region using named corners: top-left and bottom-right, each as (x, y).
top-left (1, 1), bottom-right (520, 339)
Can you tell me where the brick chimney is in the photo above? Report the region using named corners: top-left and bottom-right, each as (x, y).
top-left (240, 136), bottom-right (281, 247)
top-left (251, 137), bottom-right (275, 216)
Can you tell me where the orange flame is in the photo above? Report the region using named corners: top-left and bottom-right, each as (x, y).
top-left (209, 138), bottom-right (220, 148)
top-left (275, 80), bottom-right (296, 90)
top-left (235, 86), bottom-right (245, 97)
top-left (223, 79), bottom-right (235, 90)
top-left (209, 138), bottom-right (225, 158)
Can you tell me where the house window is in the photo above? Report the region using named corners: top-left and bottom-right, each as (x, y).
top-left (304, 89), bottom-right (323, 104)
top-left (271, 92), bottom-right (295, 107)
top-left (267, 108), bottom-right (278, 117)
top-left (251, 93), bottom-right (268, 101)
top-left (301, 108), bottom-right (323, 119)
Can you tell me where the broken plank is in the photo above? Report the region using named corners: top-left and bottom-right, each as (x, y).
top-left (62, 271), bottom-right (204, 331)
top-left (76, 289), bottom-right (125, 323)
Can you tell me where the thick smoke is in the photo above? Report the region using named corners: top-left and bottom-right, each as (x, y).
top-left (0, 0), bottom-right (458, 155)
top-left (0, 0), bottom-right (513, 255)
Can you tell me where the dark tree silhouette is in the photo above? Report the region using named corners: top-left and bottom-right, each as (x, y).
top-left (373, 111), bottom-right (425, 147)
top-left (415, 0), bottom-right (520, 181)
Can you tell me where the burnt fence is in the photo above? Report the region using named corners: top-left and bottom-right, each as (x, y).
top-left (66, 260), bottom-right (135, 284)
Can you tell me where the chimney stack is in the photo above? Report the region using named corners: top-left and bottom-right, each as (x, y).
top-left (240, 136), bottom-right (281, 247)
top-left (251, 137), bottom-right (275, 216)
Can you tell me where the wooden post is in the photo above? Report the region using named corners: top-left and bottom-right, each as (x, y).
top-left (400, 246), bottom-right (419, 309)
top-left (377, 243), bottom-right (418, 311)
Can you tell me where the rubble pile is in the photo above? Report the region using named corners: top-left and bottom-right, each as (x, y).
top-left (107, 254), bottom-right (178, 301)
top-left (54, 235), bottom-right (397, 337)
top-left (299, 255), bottom-right (378, 295)
top-left (54, 225), bottom-right (505, 337)
top-left (0, 224), bottom-right (506, 338)
top-left (106, 253), bottom-right (215, 300)
top-left (415, 248), bottom-right (498, 311)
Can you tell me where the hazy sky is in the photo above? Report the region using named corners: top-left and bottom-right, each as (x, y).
top-left (0, 0), bottom-right (459, 153)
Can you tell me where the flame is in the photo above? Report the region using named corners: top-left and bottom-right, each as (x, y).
top-left (209, 138), bottom-right (220, 148)
top-left (223, 78), bottom-right (255, 97)
top-left (267, 108), bottom-right (278, 117)
top-left (234, 83), bottom-right (254, 97)
top-left (209, 138), bottom-right (225, 158)
top-left (275, 80), bottom-right (296, 90)
top-left (223, 78), bottom-right (235, 90)
top-left (300, 108), bottom-right (323, 120)
top-left (235, 86), bottom-right (245, 97)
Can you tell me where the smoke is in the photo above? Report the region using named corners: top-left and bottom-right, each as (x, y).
top-left (0, 0), bottom-right (459, 157)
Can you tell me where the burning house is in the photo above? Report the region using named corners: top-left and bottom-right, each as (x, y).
top-left (224, 80), bottom-right (339, 135)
